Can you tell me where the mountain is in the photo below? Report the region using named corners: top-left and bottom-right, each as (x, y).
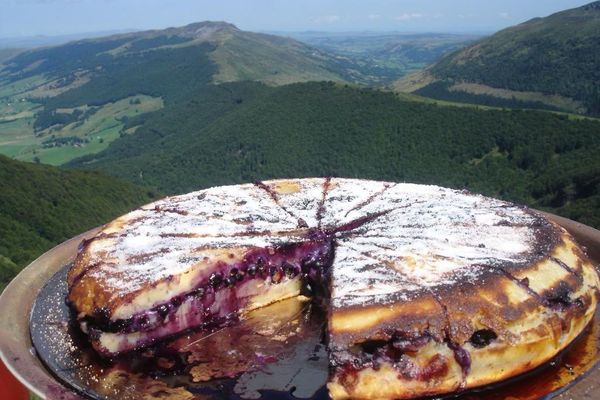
top-left (64, 81), bottom-right (600, 230)
top-left (0, 21), bottom-right (350, 87)
top-left (0, 21), bottom-right (386, 165)
top-left (1, 16), bottom-right (600, 244)
top-left (0, 154), bottom-right (156, 291)
top-left (0, 30), bottom-right (134, 49)
top-left (396, 1), bottom-right (600, 116)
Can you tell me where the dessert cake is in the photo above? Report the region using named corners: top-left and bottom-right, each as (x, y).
top-left (67, 178), bottom-right (600, 399)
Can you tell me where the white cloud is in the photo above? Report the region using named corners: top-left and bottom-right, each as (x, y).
top-left (368, 14), bottom-right (381, 20)
top-left (310, 15), bottom-right (341, 24)
top-left (395, 13), bottom-right (424, 21)
top-left (499, 12), bottom-right (509, 18)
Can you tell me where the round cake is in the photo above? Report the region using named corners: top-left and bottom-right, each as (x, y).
top-left (67, 178), bottom-right (600, 399)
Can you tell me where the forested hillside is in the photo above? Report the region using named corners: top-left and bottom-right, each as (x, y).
top-left (399, 1), bottom-right (600, 115)
top-left (0, 155), bottom-right (156, 290)
top-left (64, 81), bottom-right (600, 230)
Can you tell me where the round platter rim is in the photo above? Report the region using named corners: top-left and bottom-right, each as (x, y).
top-left (1, 212), bottom-right (600, 399)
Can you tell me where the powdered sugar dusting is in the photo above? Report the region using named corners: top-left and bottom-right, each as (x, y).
top-left (262, 178), bottom-right (326, 227)
top-left (320, 178), bottom-right (392, 228)
top-left (330, 245), bottom-right (423, 307)
top-left (75, 178), bottom-right (555, 315)
top-left (330, 184), bottom-right (544, 307)
top-left (84, 183), bottom-right (306, 298)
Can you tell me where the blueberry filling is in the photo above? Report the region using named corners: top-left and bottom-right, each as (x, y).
top-left (83, 237), bottom-right (335, 335)
top-left (447, 340), bottom-right (472, 375)
top-left (336, 333), bottom-right (453, 383)
top-left (543, 281), bottom-right (574, 310)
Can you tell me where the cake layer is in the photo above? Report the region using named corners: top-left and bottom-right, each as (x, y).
top-left (90, 277), bottom-right (303, 355)
top-left (72, 237), bottom-right (333, 355)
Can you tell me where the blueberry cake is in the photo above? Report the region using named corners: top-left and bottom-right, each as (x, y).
top-left (67, 178), bottom-right (600, 399)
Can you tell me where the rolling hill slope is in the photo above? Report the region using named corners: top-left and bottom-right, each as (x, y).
top-left (0, 22), bottom-right (370, 165)
top-left (0, 155), bottom-right (156, 291)
top-left (396, 1), bottom-right (600, 115)
top-left (0, 21), bottom-right (348, 87)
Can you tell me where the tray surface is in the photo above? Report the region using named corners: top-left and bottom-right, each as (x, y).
top-left (2, 212), bottom-right (600, 399)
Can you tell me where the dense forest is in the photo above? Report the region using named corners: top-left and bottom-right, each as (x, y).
top-left (62, 81), bottom-right (600, 230)
top-left (0, 155), bottom-right (156, 290)
top-left (423, 2), bottom-right (600, 115)
top-left (39, 43), bottom-right (219, 107)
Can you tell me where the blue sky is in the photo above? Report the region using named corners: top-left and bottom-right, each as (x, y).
top-left (0, 0), bottom-right (594, 37)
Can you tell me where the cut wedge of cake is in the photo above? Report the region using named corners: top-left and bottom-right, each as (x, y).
top-left (67, 178), bottom-right (600, 399)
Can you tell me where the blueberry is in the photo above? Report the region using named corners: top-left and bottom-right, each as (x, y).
top-left (283, 263), bottom-right (297, 277)
top-left (247, 264), bottom-right (257, 276)
top-left (209, 272), bottom-right (223, 287)
top-left (171, 296), bottom-right (183, 307)
top-left (300, 259), bottom-right (312, 274)
top-left (469, 329), bottom-right (497, 348)
top-left (223, 277), bottom-right (233, 287)
top-left (157, 304), bottom-right (170, 319)
top-left (256, 258), bottom-right (266, 275)
top-left (193, 287), bottom-right (205, 297)
top-left (230, 268), bottom-right (244, 282)
top-left (138, 315), bottom-right (149, 328)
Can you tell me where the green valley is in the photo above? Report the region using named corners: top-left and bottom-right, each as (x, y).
top-left (291, 32), bottom-right (480, 86)
top-left (0, 95), bottom-right (162, 165)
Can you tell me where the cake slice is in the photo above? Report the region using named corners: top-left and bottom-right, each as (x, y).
top-left (67, 180), bottom-right (333, 355)
top-left (326, 185), bottom-right (600, 399)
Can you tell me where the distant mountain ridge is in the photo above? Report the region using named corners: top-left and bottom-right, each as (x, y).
top-left (0, 21), bottom-right (352, 87)
top-left (0, 21), bottom-right (375, 165)
top-left (0, 30), bottom-right (134, 49)
top-left (288, 32), bottom-right (479, 86)
top-left (396, 1), bottom-right (600, 115)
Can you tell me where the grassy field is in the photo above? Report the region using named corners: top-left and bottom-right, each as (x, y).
top-left (0, 95), bottom-right (163, 165)
top-left (394, 91), bottom-right (599, 122)
top-left (210, 31), bottom-right (343, 85)
top-left (447, 82), bottom-right (585, 114)
top-left (0, 74), bottom-right (50, 99)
